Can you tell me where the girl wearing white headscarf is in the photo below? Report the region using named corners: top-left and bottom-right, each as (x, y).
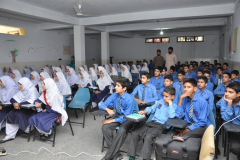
top-left (39, 72), bottom-right (51, 93)
top-left (110, 66), bottom-right (118, 76)
top-left (90, 66), bottom-right (114, 109)
top-left (41, 67), bottom-right (50, 74)
top-left (131, 65), bottom-right (140, 86)
top-left (55, 72), bottom-right (71, 96)
top-left (67, 68), bottom-right (79, 86)
top-left (89, 67), bottom-right (98, 82)
top-left (64, 66), bottom-right (70, 78)
top-left (11, 70), bottom-right (22, 85)
top-left (30, 66), bottom-right (38, 72)
top-left (92, 64), bottom-right (99, 75)
top-left (3, 67), bottom-right (9, 76)
top-left (8, 67), bottom-right (15, 77)
top-left (2, 78), bottom-right (39, 142)
top-left (28, 78), bottom-right (68, 137)
top-left (83, 65), bottom-right (88, 72)
top-left (30, 71), bottom-right (41, 91)
top-left (137, 65), bottom-right (141, 72)
top-left (23, 68), bottom-right (31, 79)
top-left (0, 76), bottom-right (19, 130)
top-left (104, 64), bottom-right (111, 74)
top-left (78, 67), bottom-right (86, 78)
top-left (141, 62), bottom-right (149, 73)
top-left (54, 67), bottom-right (62, 73)
top-left (121, 65), bottom-right (132, 82)
top-left (77, 71), bottom-right (92, 88)
top-left (60, 65), bottom-right (65, 73)
top-left (117, 64), bottom-right (122, 76)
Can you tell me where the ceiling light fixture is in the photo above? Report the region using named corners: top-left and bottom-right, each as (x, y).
top-left (160, 30), bottom-right (163, 35)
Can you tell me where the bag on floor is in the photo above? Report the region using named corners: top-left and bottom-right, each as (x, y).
top-left (155, 134), bottom-right (201, 160)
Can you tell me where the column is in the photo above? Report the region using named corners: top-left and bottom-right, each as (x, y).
top-left (101, 32), bottom-right (109, 65)
top-left (74, 25), bottom-right (85, 70)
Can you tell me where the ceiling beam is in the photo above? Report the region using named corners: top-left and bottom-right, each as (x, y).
top-left (110, 32), bottom-right (134, 38)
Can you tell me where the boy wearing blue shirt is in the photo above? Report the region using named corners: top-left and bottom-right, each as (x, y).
top-left (162, 67), bottom-right (167, 78)
top-left (158, 75), bottom-right (178, 104)
top-left (128, 86), bottom-right (177, 160)
top-left (223, 62), bottom-right (231, 73)
top-left (184, 65), bottom-right (193, 78)
top-left (217, 82), bottom-right (240, 159)
top-left (169, 66), bottom-right (177, 81)
top-left (203, 71), bottom-right (214, 92)
top-left (214, 67), bottom-right (223, 85)
top-left (197, 76), bottom-right (214, 110)
top-left (100, 77), bottom-right (136, 160)
top-left (173, 71), bottom-right (185, 101)
top-left (149, 66), bottom-right (164, 91)
top-left (131, 73), bottom-right (158, 105)
top-left (175, 78), bottom-right (211, 138)
top-left (189, 64), bottom-right (197, 78)
top-left (214, 72), bottom-right (231, 96)
top-left (195, 70), bottom-right (204, 81)
top-left (230, 70), bottom-right (240, 83)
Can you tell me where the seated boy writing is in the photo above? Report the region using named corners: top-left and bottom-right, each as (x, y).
top-left (158, 75), bottom-right (178, 104)
top-left (175, 78), bottom-right (211, 138)
top-left (131, 73), bottom-right (158, 106)
top-left (100, 77), bottom-right (137, 160)
top-left (149, 66), bottom-right (164, 92)
top-left (128, 86), bottom-right (177, 160)
top-left (217, 82), bottom-right (240, 159)
top-left (214, 72), bottom-right (231, 96)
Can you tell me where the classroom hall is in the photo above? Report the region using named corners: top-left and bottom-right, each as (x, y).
top-left (0, 0), bottom-right (240, 160)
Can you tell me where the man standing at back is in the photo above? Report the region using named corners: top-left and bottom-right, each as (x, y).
top-left (165, 47), bottom-right (178, 74)
top-left (153, 49), bottom-right (164, 68)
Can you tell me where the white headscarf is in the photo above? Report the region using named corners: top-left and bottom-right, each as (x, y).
top-left (89, 67), bottom-right (98, 81)
top-left (83, 65), bottom-right (88, 72)
top-left (67, 68), bottom-right (79, 86)
top-left (78, 67), bottom-right (85, 74)
top-left (12, 69), bottom-right (22, 85)
top-left (30, 66), bottom-right (38, 72)
top-left (13, 77), bottom-right (40, 104)
top-left (77, 71), bottom-right (92, 87)
top-left (31, 71), bottom-right (40, 86)
top-left (39, 78), bottom-right (68, 126)
top-left (141, 62), bottom-right (149, 73)
top-left (122, 65), bottom-right (132, 82)
top-left (38, 72), bottom-right (51, 93)
top-left (3, 67), bottom-right (8, 76)
top-left (117, 64), bottom-right (122, 73)
top-left (93, 64), bottom-right (98, 74)
top-left (60, 65), bottom-right (65, 73)
top-left (110, 66), bottom-right (118, 76)
top-left (54, 67), bottom-right (62, 73)
top-left (23, 68), bottom-right (31, 79)
top-left (9, 67), bottom-right (15, 72)
top-left (0, 76), bottom-right (19, 103)
top-left (56, 72), bottom-right (71, 95)
top-left (104, 64), bottom-right (110, 74)
top-left (97, 66), bottom-right (114, 91)
top-left (131, 65), bottom-right (139, 74)
top-left (137, 65), bottom-right (141, 72)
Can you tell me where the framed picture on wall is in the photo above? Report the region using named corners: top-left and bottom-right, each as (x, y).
top-left (145, 38), bottom-right (153, 43)
top-left (154, 38), bottom-right (161, 43)
top-left (177, 37), bottom-right (185, 42)
top-left (162, 37), bottom-right (170, 43)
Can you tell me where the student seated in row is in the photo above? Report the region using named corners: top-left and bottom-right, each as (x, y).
top-left (222, 63), bottom-right (231, 73)
top-left (214, 72), bottom-right (231, 96)
top-left (169, 66), bottom-right (177, 81)
top-left (189, 64), bottom-right (197, 78)
top-left (195, 70), bottom-right (203, 82)
top-left (128, 86), bottom-right (177, 160)
top-left (217, 82), bottom-right (240, 159)
top-left (55, 72), bottom-right (72, 96)
top-left (175, 78), bottom-right (211, 138)
top-left (214, 67), bottom-right (223, 85)
top-left (76, 71), bottom-right (92, 89)
top-left (162, 67), bottom-right (167, 78)
top-left (131, 73), bottom-right (158, 106)
top-left (173, 71), bottom-right (185, 101)
top-left (203, 71), bottom-right (214, 92)
top-left (149, 66), bottom-right (164, 92)
top-left (184, 65), bottom-right (193, 78)
top-left (100, 77), bottom-right (136, 160)
top-left (230, 70), bottom-right (240, 82)
top-left (158, 75), bottom-right (178, 104)
top-left (196, 76), bottom-right (214, 111)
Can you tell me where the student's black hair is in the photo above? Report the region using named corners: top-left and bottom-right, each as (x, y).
top-left (223, 72), bottom-right (231, 78)
top-left (223, 62), bottom-right (229, 67)
top-left (157, 49), bottom-right (161, 53)
top-left (231, 70), bottom-right (239, 76)
top-left (189, 64), bottom-right (193, 67)
top-left (164, 75), bottom-right (173, 81)
top-left (155, 66), bottom-right (163, 72)
top-left (183, 78), bottom-right (197, 87)
top-left (217, 63), bottom-right (221, 66)
top-left (197, 70), bottom-right (204, 74)
top-left (163, 67), bottom-right (167, 71)
top-left (168, 46), bottom-right (173, 50)
top-left (204, 70), bottom-right (211, 75)
top-left (177, 70), bottom-right (185, 76)
top-left (226, 82), bottom-right (240, 93)
top-left (170, 65), bottom-right (175, 71)
top-left (142, 73), bottom-right (151, 79)
top-left (116, 77), bottom-right (130, 89)
top-left (198, 76), bottom-right (208, 83)
top-left (164, 86), bottom-right (176, 96)
top-left (209, 64), bottom-right (213, 67)
top-left (217, 67), bottom-right (223, 71)
top-left (194, 64), bottom-right (198, 67)
top-left (184, 65), bottom-right (189, 68)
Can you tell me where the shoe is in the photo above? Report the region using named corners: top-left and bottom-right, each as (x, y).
top-left (90, 106), bottom-right (99, 112)
top-left (0, 138), bottom-right (14, 143)
top-left (113, 152), bottom-right (123, 160)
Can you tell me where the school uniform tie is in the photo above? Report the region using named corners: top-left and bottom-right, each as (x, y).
top-left (117, 97), bottom-right (122, 113)
top-left (189, 100), bottom-right (195, 125)
top-left (200, 92), bottom-right (203, 97)
top-left (179, 84), bottom-right (183, 94)
top-left (142, 86), bottom-right (147, 101)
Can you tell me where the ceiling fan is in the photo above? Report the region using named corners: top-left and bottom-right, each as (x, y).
top-left (73, 2), bottom-right (100, 17)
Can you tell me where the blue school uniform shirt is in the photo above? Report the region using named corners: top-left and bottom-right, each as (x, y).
top-left (148, 63), bottom-right (154, 70)
top-left (214, 74), bottom-right (223, 85)
top-left (230, 78), bottom-right (240, 83)
top-left (149, 76), bottom-right (164, 91)
top-left (190, 71), bottom-right (197, 78)
top-left (217, 97), bottom-right (240, 125)
top-left (210, 69), bottom-right (217, 75)
top-left (206, 81), bottom-right (214, 92)
top-left (99, 92), bottom-right (136, 123)
top-left (173, 81), bottom-right (184, 99)
top-left (157, 86), bottom-right (179, 104)
top-left (195, 89), bottom-right (214, 110)
top-left (184, 72), bottom-right (193, 78)
top-left (131, 83), bottom-right (158, 105)
top-left (210, 74), bottom-right (215, 83)
top-left (145, 99), bottom-right (177, 129)
top-left (213, 83), bottom-right (228, 96)
top-left (175, 94), bottom-right (211, 131)
top-left (224, 69), bottom-right (231, 74)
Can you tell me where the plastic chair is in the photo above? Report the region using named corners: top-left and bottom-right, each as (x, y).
top-left (68, 88), bottom-right (91, 128)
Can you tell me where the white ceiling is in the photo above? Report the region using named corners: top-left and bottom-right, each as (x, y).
top-left (17, 0), bottom-right (235, 17)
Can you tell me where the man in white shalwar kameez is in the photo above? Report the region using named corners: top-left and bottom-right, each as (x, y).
top-left (165, 47), bottom-right (178, 74)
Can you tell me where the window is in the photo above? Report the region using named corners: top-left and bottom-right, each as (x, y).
top-left (0, 25), bottom-right (25, 36)
top-left (145, 37), bottom-right (170, 43)
top-left (177, 36), bottom-right (204, 42)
